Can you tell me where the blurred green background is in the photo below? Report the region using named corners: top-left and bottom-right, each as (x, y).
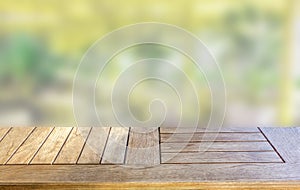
top-left (0, 0), bottom-right (299, 127)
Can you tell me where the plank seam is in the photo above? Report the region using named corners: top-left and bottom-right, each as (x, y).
top-left (4, 127), bottom-right (36, 165)
top-left (158, 127), bottom-right (162, 164)
top-left (123, 127), bottom-right (131, 165)
top-left (52, 127), bottom-right (73, 165)
top-left (0, 128), bottom-right (12, 143)
top-left (76, 127), bottom-right (93, 164)
top-left (160, 132), bottom-right (261, 134)
top-left (161, 150), bottom-right (275, 153)
top-left (99, 127), bottom-right (111, 164)
top-left (161, 140), bottom-right (268, 143)
top-left (258, 127), bottom-right (286, 163)
top-left (161, 161), bottom-right (284, 164)
top-left (28, 127), bottom-right (55, 165)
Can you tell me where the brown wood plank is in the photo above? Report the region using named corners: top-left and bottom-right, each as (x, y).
top-left (54, 127), bottom-right (91, 164)
top-left (30, 127), bottom-right (72, 164)
top-left (1, 182), bottom-right (300, 190)
top-left (160, 127), bottom-right (260, 133)
top-left (0, 127), bottom-right (34, 164)
top-left (160, 133), bottom-right (266, 142)
top-left (77, 127), bottom-right (110, 164)
top-left (161, 152), bottom-right (283, 163)
top-left (125, 128), bottom-right (160, 166)
top-left (0, 163), bottom-right (299, 183)
top-left (260, 127), bottom-right (300, 163)
top-left (101, 127), bottom-right (129, 164)
top-left (161, 141), bottom-right (274, 152)
top-left (7, 127), bottom-right (53, 165)
top-left (0, 128), bottom-right (11, 142)
top-left (0, 127), bottom-right (299, 187)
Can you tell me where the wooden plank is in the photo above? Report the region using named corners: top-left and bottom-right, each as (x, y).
top-left (0, 127), bottom-right (34, 164)
top-left (54, 128), bottom-right (91, 164)
top-left (160, 127), bottom-right (260, 133)
top-left (0, 127), bottom-right (299, 187)
top-left (7, 127), bottom-right (53, 165)
top-left (0, 128), bottom-right (11, 142)
top-left (161, 141), bottom-right (274, 152)
top-left (0, 163), bottom-right (299, 183)
top-left (77, 127), bottom-right (110, 164)
top-left (125, 128), bottom-right (160, 166)
top-left (260, 127), bottom-right (300, 163)
top-left (160, 133), bottom-right (266, 142)
top-left (30, 127), bottom-right (72, 164)
top-left (101, 127), bottom-right (129, 164)
top-left (1, 182), bottom-right (300, 190)
top-left (161, 152), bottom-right (283, 163)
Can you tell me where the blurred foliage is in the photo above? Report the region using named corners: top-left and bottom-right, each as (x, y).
top-left (0, 0), bottom-right (298, 126)
top-left (0, 34), bottom-right (61, 89)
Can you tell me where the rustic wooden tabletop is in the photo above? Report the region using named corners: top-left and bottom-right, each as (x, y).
top-left (0, 126), bottom-right (299, 189)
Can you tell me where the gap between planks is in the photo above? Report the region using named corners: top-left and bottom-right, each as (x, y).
top-left (0, 127), bottom-right (287, 166)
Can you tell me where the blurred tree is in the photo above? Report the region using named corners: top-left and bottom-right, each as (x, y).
top-left (0, 34), bottom-right (62, 124)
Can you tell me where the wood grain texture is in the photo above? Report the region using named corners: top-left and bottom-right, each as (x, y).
top-left (101, 127), bottom-right (129, 164)
top-left (161, 141), bottom-right (274, 152)
top-left (54, 128), bottom-right (91, 164)
top-left (0, 164), bottom-right (299, 183)
top-left (7, 127), bottom-right (53, 165)
top-left (0, 127), bottom-right (34, 164)
top-left (1, 182), bottom-right (300, 190)
top-left (0, 127), bottom-right (299, 188)
top-left (77, 127), bottom-right (110, 164)
top-left (160, 127), bottom-right (260, 133)
top-left (30, 127), bottom-right (72, 164)
top-left (0, 128), bottom-right (11, 142)
top-left (161, 152), bottom-right (282, 163)
top-left (260, 127), bottom-right (300, 163)
top-left (126, 128), bottom-right (160, 166)
top-left (160, 133), bottom-right (266, 142)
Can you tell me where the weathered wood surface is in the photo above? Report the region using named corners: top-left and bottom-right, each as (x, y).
top-left (162, 151), bottom-right (282, 163)
top-left (30, 127), bottom-right (73, 164)
top-left (160, 127), bottom-right (260, 133)
top-left (101, 127), bottom-right (129, 164)
top-left (125, 128), bottom-right (160, 166)
top-left (161, 141), bottom-right (273, 152)
top-left (77, 127), bottom-right (110, 164)
top-left (54, 127), bottom-right (91, 164)
top-left (0, 126), bottom-right (299, 189)
top-left (160, 133), bottom-right (266, 142)
top-left (7, 127), bottom-right (53, 165)
top-left (0, 128), bottom-right (11, 142)
top-left (0, 127), bottom-right (34, 164)
top-left (260, 127), bottom-right (300, 163)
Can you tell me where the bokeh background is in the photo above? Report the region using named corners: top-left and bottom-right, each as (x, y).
top-left (0, 0), bottom-right (299, 127)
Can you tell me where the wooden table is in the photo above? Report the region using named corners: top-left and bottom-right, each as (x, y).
top-left (0, 126), bottom-right (299, 189)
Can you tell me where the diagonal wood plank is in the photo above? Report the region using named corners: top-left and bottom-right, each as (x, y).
top-left (77, 127), bottom-right (110, 164)
top-left (126, 128), bottom-right (160, 166)
top-left (101, 127), bottom-right (129, 164)
top-left (161, 141), bottom-right (274, 152)
top-left (260, 127), bottom-right (300, 163)
top-left (0, 127), bottom-right (35, 164)
top-left (7, 127), bottom-right (53, 165)
top-left (0, 127), bottom-right (11, 142)
top-left (160, 127), bottom-right (260, 133)
top-left (162, 152), bottom-right (283, 164)
top-left (160, 133), bottom-right (266, 142)
top-left (54, 127), bottom-right (91, 164)
top-left (30, 127), bottom-right (72, 164)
